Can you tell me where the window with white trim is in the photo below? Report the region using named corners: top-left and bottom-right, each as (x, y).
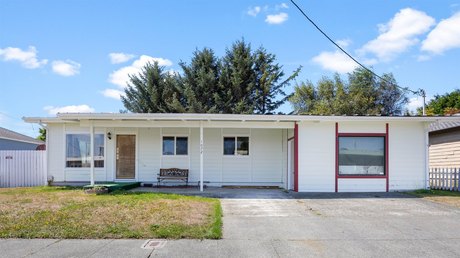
top-left (162, 136), bottom-right (188, 155)
top-left (66, 134), bottom-right (104, 168)
top-left (223, 137), bottom-right (249, 156)
top-left (338, 136), bottom-right (385, 175)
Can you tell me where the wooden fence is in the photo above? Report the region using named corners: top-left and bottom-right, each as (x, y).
top-left (0, 151), bottom-right (46, 188)
top-left (429, 168), bottom-right (459, 191)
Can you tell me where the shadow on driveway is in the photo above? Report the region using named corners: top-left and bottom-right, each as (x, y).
top-left (132, 186), bottom-right (419, 199)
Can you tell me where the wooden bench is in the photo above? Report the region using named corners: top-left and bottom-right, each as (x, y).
top-left (157, 168), bottom-right (189, 187)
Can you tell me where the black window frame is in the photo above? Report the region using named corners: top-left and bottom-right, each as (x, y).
top-left (162, 136), bottom-right (188, 156)
top-left (223, 136), bottom-right (249, 156)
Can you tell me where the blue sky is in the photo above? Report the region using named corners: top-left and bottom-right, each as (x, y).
top-left (1, 0), bottom-right (460, 137)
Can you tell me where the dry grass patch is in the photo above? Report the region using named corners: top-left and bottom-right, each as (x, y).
top-left (0, 187), bottom-right (222, 239)
top-left (409, 189), bottom-right (460, 209)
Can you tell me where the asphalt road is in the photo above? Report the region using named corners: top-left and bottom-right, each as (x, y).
top-left (1, 191), bottom-right (460, 258)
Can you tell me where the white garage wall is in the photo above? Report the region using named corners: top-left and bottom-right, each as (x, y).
top-left (297, 122), bottom-right (336, 192)
top-left (297, 121), bottom-right (427, 192)
top-left (388, 122), bottom-right (426, 190)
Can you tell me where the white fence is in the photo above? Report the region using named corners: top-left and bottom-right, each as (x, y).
top-left (429, 168), bottom-right (459, 192)
top-left (0, 151), bottom-right (46, 188)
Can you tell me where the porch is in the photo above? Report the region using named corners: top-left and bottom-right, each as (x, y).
top-left (38, 113), bottom-right (298, 191)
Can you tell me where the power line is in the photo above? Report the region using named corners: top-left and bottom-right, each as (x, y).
top-left (289, 0), bottom-right (426, 101)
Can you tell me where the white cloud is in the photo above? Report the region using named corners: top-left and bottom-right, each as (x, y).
top-left (101, 89), bottom-right (125, 100)
top-left (51, 60), bottom-right (81, 76)
top-left (247, 6), bottom-right (261, 17)
top-left (312, 51), bottom-right (358, 74)
top-left (109, 52), bottom-right (136, 64)
top-left (265, 12), bottom-right (288, 24)
top-left (336, 39), bottom-right (352, 48)
top-left (0, 46), bottom-right (48, 69)
top-left (421, 12), bottom-right (460, 54)
top-left (108, 55), bottom-right (173, 88)
top-left (44, 105), bottom-right (95, 115)
top-left (275, 3), bottom-right (289, 10)
top-left (360, 8), bottom-right (435, 61)
top-left (417, 55), bottom-right (431, 62)
top-left (407, 96), bottom-right (432, 112)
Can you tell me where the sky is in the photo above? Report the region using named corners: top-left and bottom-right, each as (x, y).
top-left (1, 0), bottom-right (460, 137)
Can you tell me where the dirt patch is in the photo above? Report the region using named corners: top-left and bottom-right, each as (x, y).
top-left (423, 196), bottom-right (460, 209)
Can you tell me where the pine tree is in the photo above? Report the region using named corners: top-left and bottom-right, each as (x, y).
top-left (218, 39), bottom-right (255, 114)
top-left (121, 62), bottom-right (181, 113)
top-left (179, 48), bottom-right (220, 113)
top-left (253, 47), bottom-right (301, 114)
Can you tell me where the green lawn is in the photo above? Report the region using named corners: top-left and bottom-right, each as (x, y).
top-left (0, 187), bottom-right (222, 239)
top-left (410, 189), bottom-right (460, 197)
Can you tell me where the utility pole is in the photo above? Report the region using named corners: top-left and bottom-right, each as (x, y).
top-left (420, 89), bottom-right (426, 116)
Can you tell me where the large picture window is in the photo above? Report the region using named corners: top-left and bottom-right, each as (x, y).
top-left (223, 137), bottom-right (249, 156)
top-left (162, 136), bottom-right (188, 155)
top-left (338, 136), bottom-right (385, 175)
top-left (66, 134), bottom-right (104, 168)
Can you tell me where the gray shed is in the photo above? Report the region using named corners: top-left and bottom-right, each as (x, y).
top-left (0, 127), bottom-right (44, 150)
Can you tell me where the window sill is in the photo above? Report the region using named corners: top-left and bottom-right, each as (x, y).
top-left (338, 175), bottom-right (386, 179)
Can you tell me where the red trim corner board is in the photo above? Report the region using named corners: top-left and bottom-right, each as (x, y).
top-left (385, 123), bottom-right (389, 192)
top-left (335, 123), bottom-right (390, 192)
top-left (335, 123), bottom-right (339, 192)
top-left (294, 123), bottom-right (299, 192)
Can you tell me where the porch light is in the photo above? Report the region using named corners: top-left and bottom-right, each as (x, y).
top-left (107, 132), bottom-right (112, 140)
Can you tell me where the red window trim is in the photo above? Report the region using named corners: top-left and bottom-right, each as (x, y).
top-left (294, 123), bottom-right (299, 192)
top-left (335, 123), bottom-right (390, 192)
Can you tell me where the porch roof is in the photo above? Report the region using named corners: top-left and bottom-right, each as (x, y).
top-left (23, 112), bottom-right (460, 125)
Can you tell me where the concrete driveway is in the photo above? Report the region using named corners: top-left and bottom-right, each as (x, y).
top-left (218, 191), bottom-right (460, 257)
top-left (1, 190), bottom-right (460, 257)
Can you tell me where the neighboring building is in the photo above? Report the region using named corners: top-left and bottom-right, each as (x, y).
top-left (24, 113), bottom-right (460, 192)
top-left (429, 121), bottom-right (460, 168)
top-left (0, 127), bottom-right (44, 150)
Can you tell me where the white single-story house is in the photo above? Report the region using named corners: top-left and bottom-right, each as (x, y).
top-left (24, 113), bottom-right (460, 192)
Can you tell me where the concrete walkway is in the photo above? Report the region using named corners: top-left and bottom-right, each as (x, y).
top-left (2, 190), bottom-right (460, 257)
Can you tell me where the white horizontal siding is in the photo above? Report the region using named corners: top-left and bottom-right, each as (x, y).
top-left (138, 128), bottom-right (161, 182)
top-left (429, 141), bottom-right (460, 167)
top-left (338, 178), bottom-right (386, 192)
top-left (47, 124), bottom-right (65, 182)
top-left (338, 122), bottom-right (386, 134)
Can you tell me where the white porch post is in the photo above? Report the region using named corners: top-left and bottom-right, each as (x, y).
top-left (200, 121), bottom-right (204, 192)
top-left (90, 123), bottom-right (95, 186)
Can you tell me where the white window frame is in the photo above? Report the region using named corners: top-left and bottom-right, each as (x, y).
top-left (222, 136), bottom-right (250, 157)
top-left (162, 135), bottom-right (189, 156)
top-left (65, 132), bottom-right (106, 169)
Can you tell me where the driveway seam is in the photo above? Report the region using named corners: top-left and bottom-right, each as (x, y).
top-left (22, 239), bottom-right (61, 258)
top-left (87, 239), bottom-right (114, 257)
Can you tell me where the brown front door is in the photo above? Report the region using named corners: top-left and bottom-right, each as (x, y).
top-left (116, 135), bottom-right (136, 179)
